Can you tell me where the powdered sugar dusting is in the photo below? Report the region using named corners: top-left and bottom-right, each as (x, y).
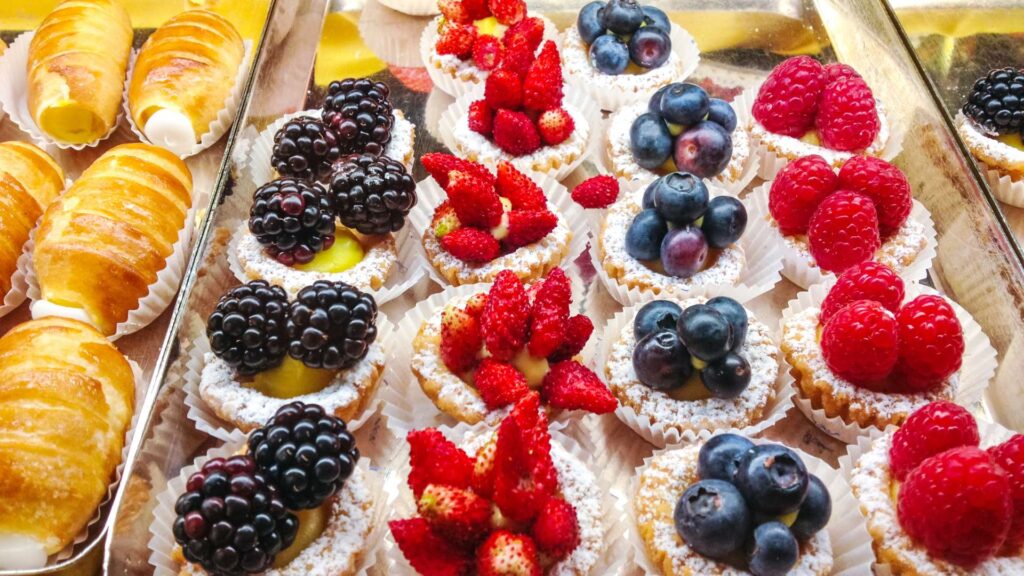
top-left (561, 27), bottom-right (684, 102)
top-left (772, 215), bottom-right (928, 276)
top-left (386, 109), bottom-right (416, 169)
top-left (748, 99), bottom-right (890, 167)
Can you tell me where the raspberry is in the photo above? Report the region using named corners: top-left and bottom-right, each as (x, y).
top-left (837, 156), bottom-right (912, 236)
top-left (493, 109), bottom-right (542, 156)
top-left (820, 299), bottom-right (898, 388)
top-left (537, 108), bottom-right (574, 146)
top-left (475, 358), bottom-right (530, 409)
top-left (816, 76), bottom-right (880, 151)
top-left (495, 161), bottom-right (546, 210)
top-left (441, 227), bottom-right (501, 263)
top-left (807, 190), bottom-right (881, 273)
top-left (485, 68), bottom-right (523, 110)
top-left (988, 434), bottom-right (1024, 556)
top-left (421, 153), bottom-right (494, 188)
top-left (481, 270), bottom-right (531, 361)
top-left (469, 100), bottom-right (493, 136)
top-left (407, 429), bottom-right (474, 498)
top-left (894, 295), bottom-right (964, 392)
top-left (446, 170), bottom-right (503, 228)
top-left (549, 314), bottom-right (593, 362)
top-left (472, 34), bottom-right (503, 71)
top-left (493, 393), bottom-right (558, 523)
top-left (504, 209), bottom-right (558, 249)
top-left (571, 175), bottom-right (619, 209)
top-left (417, 484), bottom-right (493, 549)
top-left (476, 531), bottom-right (540, 576)
top-left (487, 0), bottom-right (525, 25)
top-left (819, 261), bottom-right (905, 323)
top-left (438, 0), bottom-right (471, 23)
top-left (889, 401), bottom-right (980, 481)
top-left (898, 447), bottom-right (1012, 568)
top-left (502, 15), bottom-right (544, 53)
top-left (440, 303), bottom-right (482, 374)
top-left (522, 41), bottom-right (563, 112)
top-left (752, 56), bottom-right (826, 137)
top-left (768, 155), bottom-right (839, 235)
top-left (526, 268), bottom-right (571, 358)
top-left (436, 22), bottom-right (476, 59)
top-left (541, 360), bottom-right (617, 414)
top-left (824, 62), bottom-right (861, 84)
top-left (531, 498), bottom-right (580, 561)
top-left (389, 517), bottom-right (474, 576)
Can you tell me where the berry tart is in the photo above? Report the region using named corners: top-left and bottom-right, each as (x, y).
top-left (405, 268), bottom-right (616, 426)
top-left (635, 434), bottom-right (839, 575)
top-left (561, 1), bottom-right (698, 111)
top-left (155, 402), bottom-right (379, 575)
top-left (756, 153), bottom-right (934, 288)
top-left (607, 82), bottom-right (755, 192)
top-left (780, 262), bottom-right (993, 440)
top-left (847, 401), bottom-right (1024, 574)
top-left (603, 297), bottom-right (784, 446)
top-left (196, 280), bottom-right (386, 433)
top-left (416, 153), bottom-right (579, 286)
top-left (748, 56), bottom-right (895, 179)
top-left (956, 67), bottom-right (1024, 206)
top-left (389, 393), bottom-right (605, 575)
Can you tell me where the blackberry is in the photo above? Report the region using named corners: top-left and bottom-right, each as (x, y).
top-left (328, 154), bottom-right (417, 235)
top-left (963, 67), bottom-right (1024, 135)
top-left (271, 116), bottom-right (341, 181)
top-left (286, 280), bottom-right (378, 370)
top-left (172, 455), bottom-right (298, 575)
top-left (321, 78), bottom-right (394, 155)
top-left (207, 281), bottom-right (289, 376)
top-left (248, 402), bottom-right (359, 510)
top-left (248, 178), bottom-right (336, 266)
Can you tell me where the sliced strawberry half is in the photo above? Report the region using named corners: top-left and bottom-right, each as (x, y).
top-left (390, 517), bottom-right (474, 576)
top-left (541, 360), bottom-right (617, 414)
top-left (492, 393), bottom-right (558, 523)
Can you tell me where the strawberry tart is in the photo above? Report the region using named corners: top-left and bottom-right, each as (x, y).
top-left (849, 401), bottom-right (1024, 575)
top-left (957, 67), bottom-right (1024, 206)
top-left (389, 393), bottom-right (604, 575)
top-left (419, 153), bottom-right (574, 286)
top-left (411, 268), bottom-right (616, 425)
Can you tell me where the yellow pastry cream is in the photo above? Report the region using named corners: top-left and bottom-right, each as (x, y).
top-left (295, 229), bottom-right (365, 273)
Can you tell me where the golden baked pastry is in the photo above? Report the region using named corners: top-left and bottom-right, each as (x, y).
top-left (27, 0), bottom-right (132, 144)
top-left (0, 317), bottom-right (134, 559)
top-left (128, 9), bottom-right (244, 144)
top-left (0, 142), bottom-right (64, 297)
top-left (34, 143), bottom-right (193, 335)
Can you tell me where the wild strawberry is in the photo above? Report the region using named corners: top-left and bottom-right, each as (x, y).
top-left (825, 62), bottom-right (862, 84)
top-left (418, 484), bottom-right (493, 549)
top-left (893, 295), bottom-right (964, 392)
top-left (475, 358), bottom-right (530, 409)
top-left (487, 0), bottom-right (526, 25)
top-left (442, 227), bottom-right (501, 263)
top-left (819, 261), bottom-right (905, 322)
top-left (447, 170), bottom-right (503, 228)
top-left (768, 155), bottom-right (838, 235)
top-left (422, 153), bottom-right (494, 188)
top-left (471, 436), bottom-right (497, 498)
top-left (526, 268), bottom-right (570, 358)
top-left (816, 75), bottom-right (880, 151)
top-left (505, 210), bottom-right (557, 249)
top-left (549, 315), bottom-right (593, 362)
top-left (493, 393), bottom-right (558, 523)
top-left (807, 190), bottom-right (881, 274)
top-left (501, 44), bottom-right (534, 77)
top-left (889, 401), bottom-right (979, 482)
top-left (571, 175), bottom-right (619, 209)
top-left (390, 517), bottom-right (474, 576)
top-left (531, 498), bottom-right (579, 561)
top-left (496, 161), bottom-right (546, 210)
top-left (493, 110), bottom-right (541, 155)
top-left (481, 270), bottom-right (531, 361)
top-left (432, 201), bottom-right (462, 239)
top-left (541, 360), bottom-right (617, 414)
top-left (407, 429), bottom-right (474, 498)
top-left (537, 108), bottom-right (574, 145)
top-left (522, 41), bottom-right (563, 112)
top-left (469, 100), bottom-right (494, 136)
top-left (438, 0), bottom-right (471, 23)
top-left (502, 16), bottom-right (545, 53)
top-left (485, 68), bottom-right (523, 110)
top-left (837, 156), bottom-right (912, 237)
top-left (898, 447), bottom-right (1012, 568)
top-left (988, 434), bottom-right (1024, 556)
top-left (820, 299), bottom-right (897, 389)
top-left (473, 35), bottom-right (503, 71)
top-left (437, 22), bottom-right (477, 59)
top-left (441, 304), bottom-right (482, 373)
top-left (476, 531), bottom-right (541, 576)
top-left (462, 0), bottom-right (490, 20)
top-left (752, 56), bottom-right (827, 137)
top-left (464, 293), bottom-right (489, 317)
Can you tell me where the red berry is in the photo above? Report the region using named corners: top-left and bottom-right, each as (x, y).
top-left (475, 358), bottom-right (530, 409)
top-left (417, 484), bottom-right (493, 549)
top-left (571, 175), bottom-right (619, 209)
top-left (440, 304), bottom-right (482, 373)
top-left (769, 155), bottom-right (839, 235)
top-left (390, 517), bottom-right (474, 576)
top-left (501, 43), bottom-right (534, 78)
top-left (493, 393), bottom-right (558, 523)
top-left (752, 56), bottom-right (827, 137)
top-left (495, 161), bottom-right (546, 210)
top-left (820, 299), bottom-right (898, 388)
top-left (837, 156), bottom-right (912, 236)
top-left (526, 268), bottom-right (571, 358)
top-left (893, 295), bottom-right (964, 392)
top-left (487, 0), bottom-right (526, 25)
top-left (537, 108), bottom-right (574, 146)
top-left (493, 110), bottom-right (542, 156)
top-left (446, 170), bottom-right (503, 228)
top-left (541, 360), bottom-right (617, 414)
top-left (471, 437), bottom-right (497, 499)
top-left (889, 401), bottom-right (980, 481)
top-left (504, 209), bottom-right (558, 250)
top-left (898, 446), bottom-right (1012, 568)
top-left (988, 434), bottom-right (1024, 556)
top-left (407, 429), bottom-right (474, 498)
top-left (819, 261), bottom-right (905, 323)
top-left (438, 0), bottom-right (471, 23)
top-left (441, 227), bottom-right (501, 263)
top-left (824, 62), bottom-right (861, 84)
top-left (522, 41), bottom-right (564, 112)
top-left (462, 0), bottom-right (490, 20)
top-left (502, 16), bottom-right (545, 53)
top-left (472, 34), bottom-right (503, 71)
top-left (421, 153), bottom-right (495, 188)
top-left (485, 68), bottom-right (523, 110)
top-left (468, 100), bottom-right (494, 136)
top-left (807, 190), bottom-right (881, 274)
top-left (481, 270), bottom-right (531, 361)
top-left (549, 314), bottom-right (593, 362)
top-left (531, 497), bottom-right (580, 561)
top-left (816, 76), bottom-right (880, 151)
top-left (436, 22), bottom-right (477, 59)
top-left (476, 530), bottom-right (541, 576)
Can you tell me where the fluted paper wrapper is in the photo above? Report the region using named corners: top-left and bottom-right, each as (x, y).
top-left (0, 178), bottom-right (68, 320)
top-left (377, 0), bottom-right (440, 16)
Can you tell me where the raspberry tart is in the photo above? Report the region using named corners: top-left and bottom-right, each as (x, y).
top-left (389, 393), bottom-right (605, 575)
top-left (409, 268), bottom-right (616, 425)
top-left (196, 280), bottom-right (385, 432)
top-left (847, 401), bottom-right (1024, 574)
top-left (956, 67), bottom-right (1024, 206)
top-left (603, 297), bottom-right (783, 446)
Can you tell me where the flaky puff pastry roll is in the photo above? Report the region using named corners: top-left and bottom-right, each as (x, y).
top-left (27, 0), bottom-right (132, 145)
top-left (0, 142), bottom-right (64, 297)
top-left (128, 9), bottom-right (243, 151)
top-left (34, 143), bottom-right (192, 336)
top-left (0, 317), bottom-right (134, 566)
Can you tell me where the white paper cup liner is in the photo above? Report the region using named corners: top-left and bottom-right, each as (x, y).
top-left (747, 181), bottom-right (938, 290)
top-left (419, 15), bottom-right (560, 99)
top-left (630, 437), bottom-right (875, 575)
top-left (123, 41), bottom-right (253, 160)
top-left (377, 0), bottom-right (440, 17)
top-left (437, 85), bottom-right (600, 181)
top-left (0, 30), bottom-right (125, 149)
top-left (781, 281), bottom-right (997, 443)
top-left (147, 432), bottom-right (386, 576)
top-left (596, 297), bottom-right (794, 448)
top-left (358, 1), bottom-right (433, 67)
top-left (981, 162), bottom-right (1024, 207)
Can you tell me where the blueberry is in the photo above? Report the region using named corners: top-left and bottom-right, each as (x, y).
top-left (735, 444), bottom-right (809, 516)
top-left (577, 1), bottom-right (606, 44)
top-left (652, 172), bottom-right (708, 224)
top-left (641, 179), bottom-right (657, 209)
top-left (658, 83), bottom-right (710, 126)
top-left (589, 33), bottom-right (630, 75)
top-left (660, 226), bottom-right (708, 278)
top-left (674, 121), bottom-right (733, 179)
top-left (698, 433), bottom-right (755, 482)
top-left (701, 351), bottom-right (752, 399)
top-left (747, 521), bottom-right (799, 576)
top-left (648, 84), bottom-right (670, 114)
top-left (625, 208), bottom-right (668, 261)
top-left (641, 5), bottom-right (671, 32)
top-left (628, 26), bottom-right (671, 69)
top-left (707, 98), bottom-right (738, 132)
top-left (701, 195), bottom-right (747, 249)
top-left (600, 0), bottom-right (645, 35)
top-left (677, 304), bottom-right (732, 362)
top-left (674, 479), bottom-right (751, 560)
top-left (790, 475), bottom-right (831, 540)
top-left (633, 300), bottom-right (683, 340)
top-left (632, 330), bottom-right (691, 390)
top-left (629, 112), bottom-right (673, 169)
top-left (706, 296), bottom-right (748, 350)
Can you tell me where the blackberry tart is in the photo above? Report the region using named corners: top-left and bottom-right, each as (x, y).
top-left (197, 280), bottom-right (386, 432)
top-left (956, 67), bottom-right (1024, 207)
